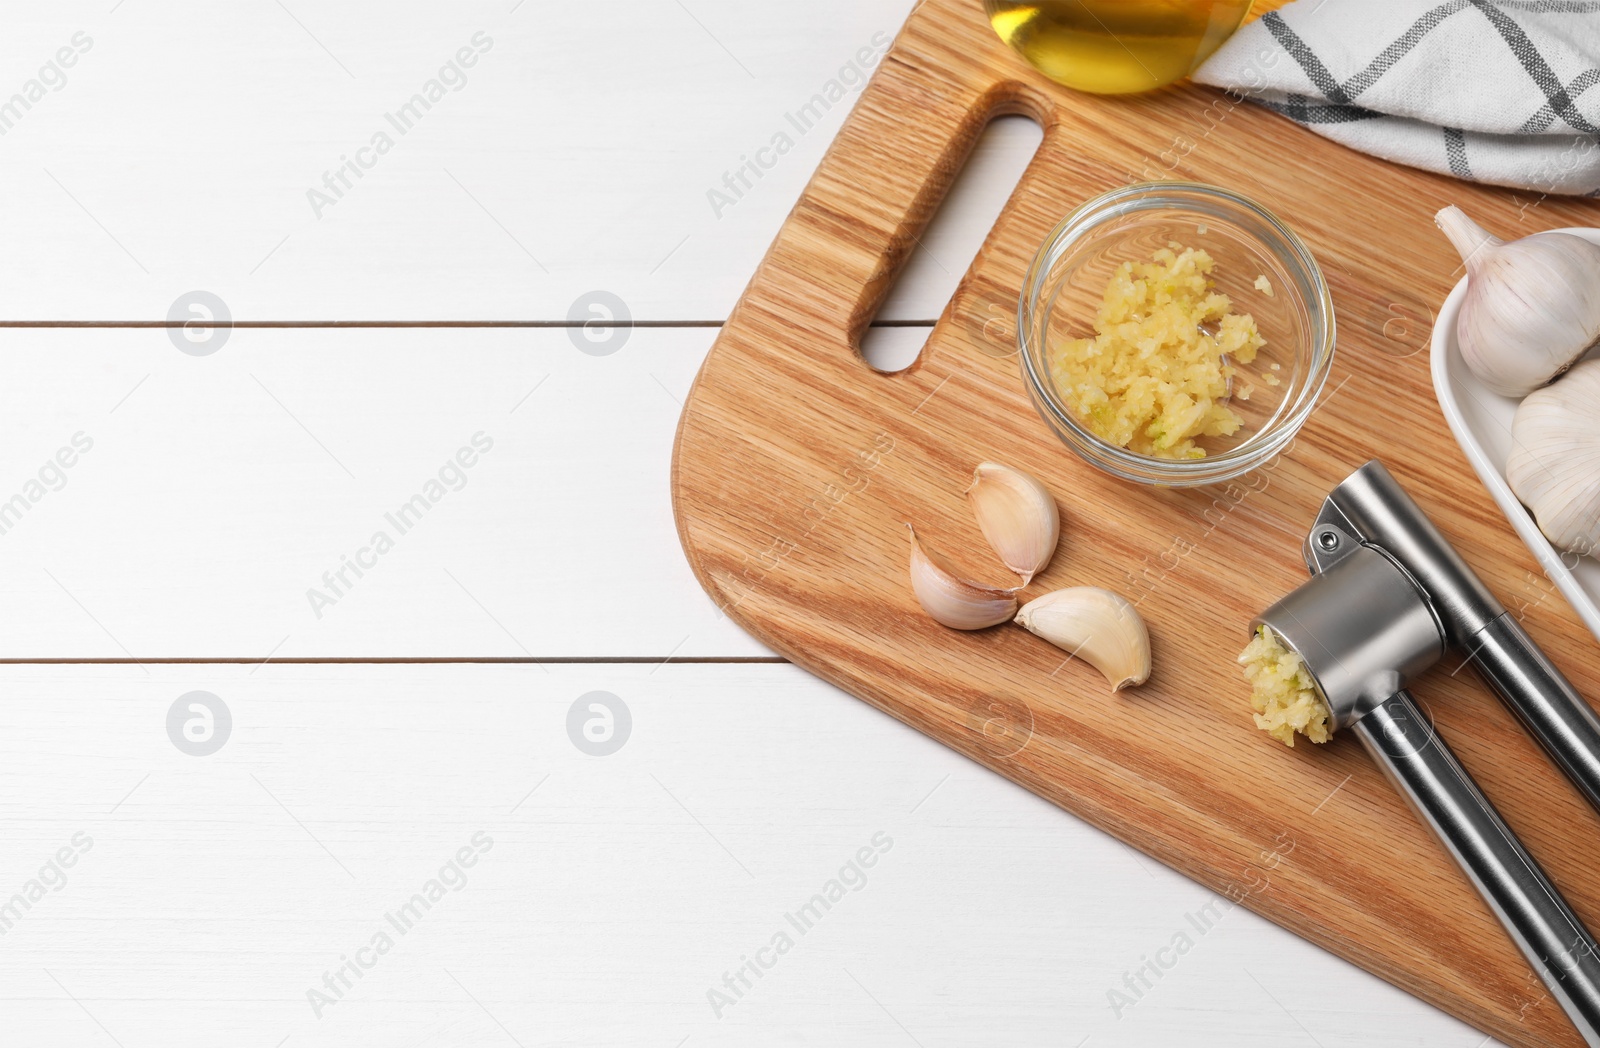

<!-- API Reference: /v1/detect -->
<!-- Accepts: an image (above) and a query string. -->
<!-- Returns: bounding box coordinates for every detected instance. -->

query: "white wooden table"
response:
[0,3,1499,1045]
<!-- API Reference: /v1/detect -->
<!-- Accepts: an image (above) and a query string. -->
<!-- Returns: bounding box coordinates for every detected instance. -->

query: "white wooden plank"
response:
[0,662,1496,1047]
[0,0,1054,322]
[0,326,770,658]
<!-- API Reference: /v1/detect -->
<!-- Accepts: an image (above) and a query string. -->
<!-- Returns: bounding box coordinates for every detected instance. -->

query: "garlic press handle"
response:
[1354,690,1600,1046]
[1468,612,1600,816]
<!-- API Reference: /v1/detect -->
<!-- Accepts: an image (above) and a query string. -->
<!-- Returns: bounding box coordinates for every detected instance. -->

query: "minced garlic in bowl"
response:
[1239,625,1332,746]
[1048,245,1264,460]
[1017,183,1336,488]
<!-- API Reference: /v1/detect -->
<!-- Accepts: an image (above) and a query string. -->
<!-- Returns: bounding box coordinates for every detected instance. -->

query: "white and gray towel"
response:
[1193,0,1600,196]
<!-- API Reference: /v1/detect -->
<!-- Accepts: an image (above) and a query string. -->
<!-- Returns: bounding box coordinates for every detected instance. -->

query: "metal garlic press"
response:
[1254,460,1600,1044]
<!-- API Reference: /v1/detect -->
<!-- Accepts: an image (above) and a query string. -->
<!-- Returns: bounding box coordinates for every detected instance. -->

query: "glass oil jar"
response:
[985,0,1253,94]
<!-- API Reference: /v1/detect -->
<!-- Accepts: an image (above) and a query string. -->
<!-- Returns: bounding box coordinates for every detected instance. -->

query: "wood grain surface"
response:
[670,1,1600,1044]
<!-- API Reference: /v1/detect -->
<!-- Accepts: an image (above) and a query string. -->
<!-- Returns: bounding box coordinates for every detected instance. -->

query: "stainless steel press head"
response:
[1248,460,1600,1045]
[1304,461,1600,811]
[1253,538,1444,731]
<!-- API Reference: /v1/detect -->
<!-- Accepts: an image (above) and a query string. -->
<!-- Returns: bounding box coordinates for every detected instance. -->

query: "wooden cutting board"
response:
[670,1,1600,1043]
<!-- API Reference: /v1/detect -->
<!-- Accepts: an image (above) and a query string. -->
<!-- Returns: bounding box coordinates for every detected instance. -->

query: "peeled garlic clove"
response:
[965,461,1060,584]
[1506,358,1600,557]
[1015,587,1151,692]
[907,526,1019,630]
[1436,205,1600,397]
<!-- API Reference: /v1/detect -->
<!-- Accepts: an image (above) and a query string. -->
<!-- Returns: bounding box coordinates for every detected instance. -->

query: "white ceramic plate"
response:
[1430,226,1600,644]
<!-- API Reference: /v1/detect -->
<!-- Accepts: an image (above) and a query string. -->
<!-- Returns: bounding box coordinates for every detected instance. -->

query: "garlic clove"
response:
[1014,587,1151,692]
[965,462,1061,584]
[1436,205,1600,397]
[907,525,1020,630]
[1506,357,1600,557]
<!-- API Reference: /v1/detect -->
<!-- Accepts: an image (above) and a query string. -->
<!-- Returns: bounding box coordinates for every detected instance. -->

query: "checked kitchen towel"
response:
[1194,0,1600,196]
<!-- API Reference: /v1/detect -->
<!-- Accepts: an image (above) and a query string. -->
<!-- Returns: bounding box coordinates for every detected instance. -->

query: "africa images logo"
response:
[306,832,494,1017]
[306,32,493,219]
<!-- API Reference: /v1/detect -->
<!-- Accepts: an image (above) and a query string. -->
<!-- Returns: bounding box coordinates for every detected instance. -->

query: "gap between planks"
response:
[0,657,791,665]
[0,320,939,329]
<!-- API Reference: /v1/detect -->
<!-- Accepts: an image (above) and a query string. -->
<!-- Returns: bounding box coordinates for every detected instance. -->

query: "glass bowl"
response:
[1018,182,1335,487]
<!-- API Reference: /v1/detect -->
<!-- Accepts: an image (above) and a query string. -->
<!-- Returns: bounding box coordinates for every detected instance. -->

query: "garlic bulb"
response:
[965,462,1060,584]
[1435,206,1600,397]
[1506,358,1600,557]
[907,526,1019,629]
[1014,587,1151,691]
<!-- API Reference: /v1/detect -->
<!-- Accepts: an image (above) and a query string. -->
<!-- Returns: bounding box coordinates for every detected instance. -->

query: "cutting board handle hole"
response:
[859,114,1042,374]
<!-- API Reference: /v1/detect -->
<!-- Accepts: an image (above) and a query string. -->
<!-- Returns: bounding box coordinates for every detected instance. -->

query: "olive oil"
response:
[985,0,1253,94]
